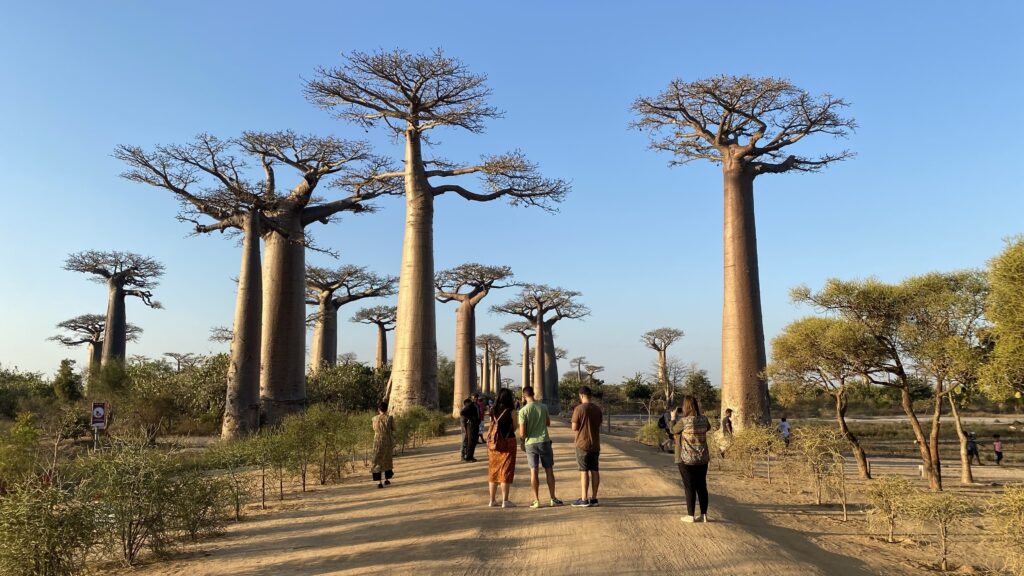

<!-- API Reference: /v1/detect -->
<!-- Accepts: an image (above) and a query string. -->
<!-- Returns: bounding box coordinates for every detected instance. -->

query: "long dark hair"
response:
[681,395,701,418]
[493,388,515,418]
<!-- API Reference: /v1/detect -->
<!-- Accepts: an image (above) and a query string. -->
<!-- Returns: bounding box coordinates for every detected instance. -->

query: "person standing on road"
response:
[371,401,395,489]
[718,408,734,458]
[473,393,486,443]
[672,395,711,523]
[778,417,791,447]
[487,388,519,508]
[571,386,603,507]
[966,433,982,466]
[994,434,1004,465]
[460,398,481,462]
[519,385,564,509]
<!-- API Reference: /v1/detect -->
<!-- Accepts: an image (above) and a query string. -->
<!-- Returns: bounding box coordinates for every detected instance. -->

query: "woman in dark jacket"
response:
[670,395,711,522]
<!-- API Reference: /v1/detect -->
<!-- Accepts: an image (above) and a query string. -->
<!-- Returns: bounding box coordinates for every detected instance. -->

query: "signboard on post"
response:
[91,402,107,430]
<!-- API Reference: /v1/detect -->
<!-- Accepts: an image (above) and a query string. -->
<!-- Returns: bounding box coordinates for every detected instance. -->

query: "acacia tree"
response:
[492,285,588,413]
[117,132,399,430]
[351,305,397,370]
[49,314,141,376]
[306,265,397,373]
[767,316,880,479]
[641,327,685,404]
[64,251,163,368]
[633,76,855,429]
[503,322,534,389]
[435,264,514,416]
[306,49,569,413]
[982,237,1024,400]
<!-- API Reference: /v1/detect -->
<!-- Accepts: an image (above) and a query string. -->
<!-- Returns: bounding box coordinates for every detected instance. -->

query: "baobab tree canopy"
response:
[633,76,855,429]
[50,313,141,374]
[306,48,569,414]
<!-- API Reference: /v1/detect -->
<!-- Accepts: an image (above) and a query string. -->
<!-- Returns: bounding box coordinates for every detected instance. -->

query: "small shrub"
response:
[907,491,971,572]
[730,426,782,482]
[636,422,663,446]
[206,440,253,521]
[866,475,913,543]
[0,484,99,576]
[987,484,1024,575]
[791,426,847,512]
[166,467,231,541]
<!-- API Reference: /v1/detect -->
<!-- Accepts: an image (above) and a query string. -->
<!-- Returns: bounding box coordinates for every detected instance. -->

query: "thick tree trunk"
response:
[947,396,973,484]
[222,213,262,439]
[495,364,502,390]
[101,282,127,367]
[900,386,942,490]
[375,324,388,371]
[719,163,769,429]
[520,335,531,389]
[533,317,546,400]
[482,347,492,395]
[452,301,476,416]
[389,133,438,413]
[835,392,870,479]
[309,299,338,374]
[542,323,559,414]
[87,341,102,377]
[260,217,308,426]
[658,349,669,404]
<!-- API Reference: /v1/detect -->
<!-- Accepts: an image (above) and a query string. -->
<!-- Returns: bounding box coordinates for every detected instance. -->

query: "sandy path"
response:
[137,422,876,576]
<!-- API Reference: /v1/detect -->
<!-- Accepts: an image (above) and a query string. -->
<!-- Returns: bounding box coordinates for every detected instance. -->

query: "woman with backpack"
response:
[486,388,519,508]
[671,395,711,523]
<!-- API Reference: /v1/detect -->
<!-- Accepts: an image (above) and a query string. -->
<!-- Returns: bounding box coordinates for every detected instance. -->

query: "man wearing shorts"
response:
[518,386,564,508]
[571,385,603,507]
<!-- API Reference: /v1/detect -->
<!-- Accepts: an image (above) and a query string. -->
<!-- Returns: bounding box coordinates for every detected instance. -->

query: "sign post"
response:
[91,402,107,450]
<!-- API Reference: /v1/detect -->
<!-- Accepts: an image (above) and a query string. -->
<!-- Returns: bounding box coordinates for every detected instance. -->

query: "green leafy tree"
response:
[982,236,1024,401]
[52,360,83,403]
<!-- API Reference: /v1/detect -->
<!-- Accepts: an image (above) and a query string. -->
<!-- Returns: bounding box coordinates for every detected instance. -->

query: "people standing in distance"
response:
[473,393,486,443]
[461,398,481,462]
[994,434,1004,465]
[518,385,564,508]
[966,432,982,466]
[778,417,791,447]
[487,388,519,508]
[371,401,395,489]
[571,386,603,507]
[719,408,734,458]
[672,395,711,523]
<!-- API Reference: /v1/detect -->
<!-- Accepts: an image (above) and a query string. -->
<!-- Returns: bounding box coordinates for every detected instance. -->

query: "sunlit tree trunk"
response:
[948,396,973,484]
[719,161,769,429]
[929,380,944,487]
[222,212,262,438]
[657,349,669,403]
[520,335,531,389]
[835,392,870,479]
[901,387,942,490]
[390,133,438,413]
[101,282,127,367]
[481,346,492,395]
[375,324,388,371]
[87,341,103,377]
[309,300,338,374]
[533,317,546,401]
[452,301,476,416]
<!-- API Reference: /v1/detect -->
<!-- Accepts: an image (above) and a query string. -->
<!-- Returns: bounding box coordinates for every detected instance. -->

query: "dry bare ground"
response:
[127,422,1015,576]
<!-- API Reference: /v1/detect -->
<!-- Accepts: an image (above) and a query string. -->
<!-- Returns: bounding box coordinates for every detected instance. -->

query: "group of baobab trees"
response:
[50,47,855,438]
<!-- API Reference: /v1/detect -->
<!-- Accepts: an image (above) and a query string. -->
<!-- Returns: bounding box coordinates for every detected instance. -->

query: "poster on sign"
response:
[91,402,107,430]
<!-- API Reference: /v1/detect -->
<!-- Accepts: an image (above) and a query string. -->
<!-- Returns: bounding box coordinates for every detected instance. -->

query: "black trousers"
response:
[462,423,478,460]
[678,462,709,516]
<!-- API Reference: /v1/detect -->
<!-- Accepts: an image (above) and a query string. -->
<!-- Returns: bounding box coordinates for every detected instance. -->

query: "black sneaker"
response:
[571,498,591,508]
[588,498,600,507]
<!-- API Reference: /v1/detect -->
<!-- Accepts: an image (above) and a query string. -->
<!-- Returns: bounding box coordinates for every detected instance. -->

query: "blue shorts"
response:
[526,440,554,469]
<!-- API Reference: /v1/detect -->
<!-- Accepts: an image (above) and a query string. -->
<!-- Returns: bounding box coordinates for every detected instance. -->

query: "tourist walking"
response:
[473,393,486,443]
[671,395,711,523]
[994,434,1004,465]
[460,398,481,462]
[487,388,518,508]
[719,408,734,458]
[966,433,982,466]
[571,385,603,507]
[778,417,791,447]
[518,386,564,508]
[371,401,395,489]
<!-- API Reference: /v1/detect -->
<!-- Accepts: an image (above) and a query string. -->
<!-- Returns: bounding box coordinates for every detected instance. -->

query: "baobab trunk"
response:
[719,162,769,429]
[533,318,546,401]
[222,212,262,438]
[658,349,669,403]
[481,347,492,395]
[835,393,870,479]
[87,341,102,377]
[309,301,338,374]
[495,364,502,390]
[101,282,127,367]
[375,324,388,371]
[260,219,308,425]
[452,302,476,416]
[542,324,559,414]
[520,337,531,389]
[389,134,438,413]
[948,396,973,485]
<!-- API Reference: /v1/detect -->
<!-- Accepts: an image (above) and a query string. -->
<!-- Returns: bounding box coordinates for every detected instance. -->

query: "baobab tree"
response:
[64,251,163,368]
[306,49,569,413]
[633,76,855,428]
[117,132,400,430]
[49,314,141,376]
[306,265,397,373]
[435,263,514,416]
[492,285,589,413]
[570,356,588,384]
[351,305,397,370]
[475,334,507,395]
[641,327,685,404]
[503,321,534,388]
[584,364,604,384]
[163,352,201,372]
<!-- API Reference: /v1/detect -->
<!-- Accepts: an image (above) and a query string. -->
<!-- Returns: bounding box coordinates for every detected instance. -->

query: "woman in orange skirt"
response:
[487,388,518,508]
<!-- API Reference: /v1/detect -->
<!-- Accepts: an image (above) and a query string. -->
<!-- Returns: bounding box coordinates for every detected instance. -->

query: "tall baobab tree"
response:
[585,365,604,384]
[49,314,141,376]
[435,263,515,416]
[641,327,685,404]
[492,285,589,413]
[163,352,201,372]
[64,251,163,368]
[306,49,569,414]
[503,321,534,388]
[116,133,399,432]
[306,265,397,373]
[351,305,397,370]
[633,76,855,429]
[476,334,507,395]
[570,356,588,384]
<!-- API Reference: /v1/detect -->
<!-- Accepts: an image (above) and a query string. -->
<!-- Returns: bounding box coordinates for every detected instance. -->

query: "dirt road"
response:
[137,422,878,576]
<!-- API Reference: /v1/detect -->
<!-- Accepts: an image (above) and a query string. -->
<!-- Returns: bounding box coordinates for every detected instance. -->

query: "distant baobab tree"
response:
[584,364,604,384]
[64,251,163,368]
[633,76,855,428]
[493,285,588,413]
[209,326,234,344]
[475,334,508,395]
[306,48,569,414]
[164,352,201,372]
[117,132,401,429]
[435,263,514,416]
[570,356,588,384]
[641,327,685,404]
[503,321,534,389]
[351,305,397,370]
[49,314,141,376]
[306,265,397,373]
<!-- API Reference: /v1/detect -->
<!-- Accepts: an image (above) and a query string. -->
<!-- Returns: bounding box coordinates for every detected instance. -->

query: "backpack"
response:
[657,414,668,430]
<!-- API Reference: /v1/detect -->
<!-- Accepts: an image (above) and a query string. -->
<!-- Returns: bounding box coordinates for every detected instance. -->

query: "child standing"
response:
[994,434,1004,465]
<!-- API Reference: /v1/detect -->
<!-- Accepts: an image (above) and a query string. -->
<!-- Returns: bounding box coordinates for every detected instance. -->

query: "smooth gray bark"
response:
[222,212,263,439]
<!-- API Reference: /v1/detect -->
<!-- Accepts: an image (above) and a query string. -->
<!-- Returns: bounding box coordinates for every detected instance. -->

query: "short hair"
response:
[463,398,472,406]
[579,385,592,397]
[523,386,535,398]
[725,408,733,414]
[994,433,1001,439]
[377,401,388,413]
[681,395,700,418]
[781,417,787,422]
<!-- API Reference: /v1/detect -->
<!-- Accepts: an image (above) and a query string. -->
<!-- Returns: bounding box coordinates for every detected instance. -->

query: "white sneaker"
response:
[502,500,516,508]
[681,515,696,523]
[488,501,498,508]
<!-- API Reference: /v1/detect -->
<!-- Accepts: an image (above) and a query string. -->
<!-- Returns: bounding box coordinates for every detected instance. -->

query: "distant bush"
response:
[987,484,1024,575]
[394,406,447,453]
[866,475,914,543]
[791,426,849,517]
[729,426,783,482]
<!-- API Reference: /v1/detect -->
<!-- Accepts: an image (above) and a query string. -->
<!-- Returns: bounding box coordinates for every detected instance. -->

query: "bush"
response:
[907,491,971,572]
[636,421,663,447]
[205,440,253,521]
[987,484,1024,575]
[165,466,232,541]
[0,484,99,576]
[791,426,848,512]
[866,475,914,543]
[0,413,42,491]
[393,407,447,453]
[729,425,783,482]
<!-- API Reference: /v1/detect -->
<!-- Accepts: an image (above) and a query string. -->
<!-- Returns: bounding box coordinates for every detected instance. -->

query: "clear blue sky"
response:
[2,1,1022,386]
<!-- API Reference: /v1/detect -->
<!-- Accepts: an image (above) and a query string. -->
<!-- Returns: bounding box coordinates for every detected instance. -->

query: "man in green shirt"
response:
[518,386,563,508]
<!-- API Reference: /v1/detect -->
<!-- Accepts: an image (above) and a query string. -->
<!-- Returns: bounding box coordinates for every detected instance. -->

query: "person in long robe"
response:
[371,401,395,488]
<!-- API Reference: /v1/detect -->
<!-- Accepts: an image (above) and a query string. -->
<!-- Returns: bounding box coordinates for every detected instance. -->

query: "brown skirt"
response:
[488,438,517,483]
